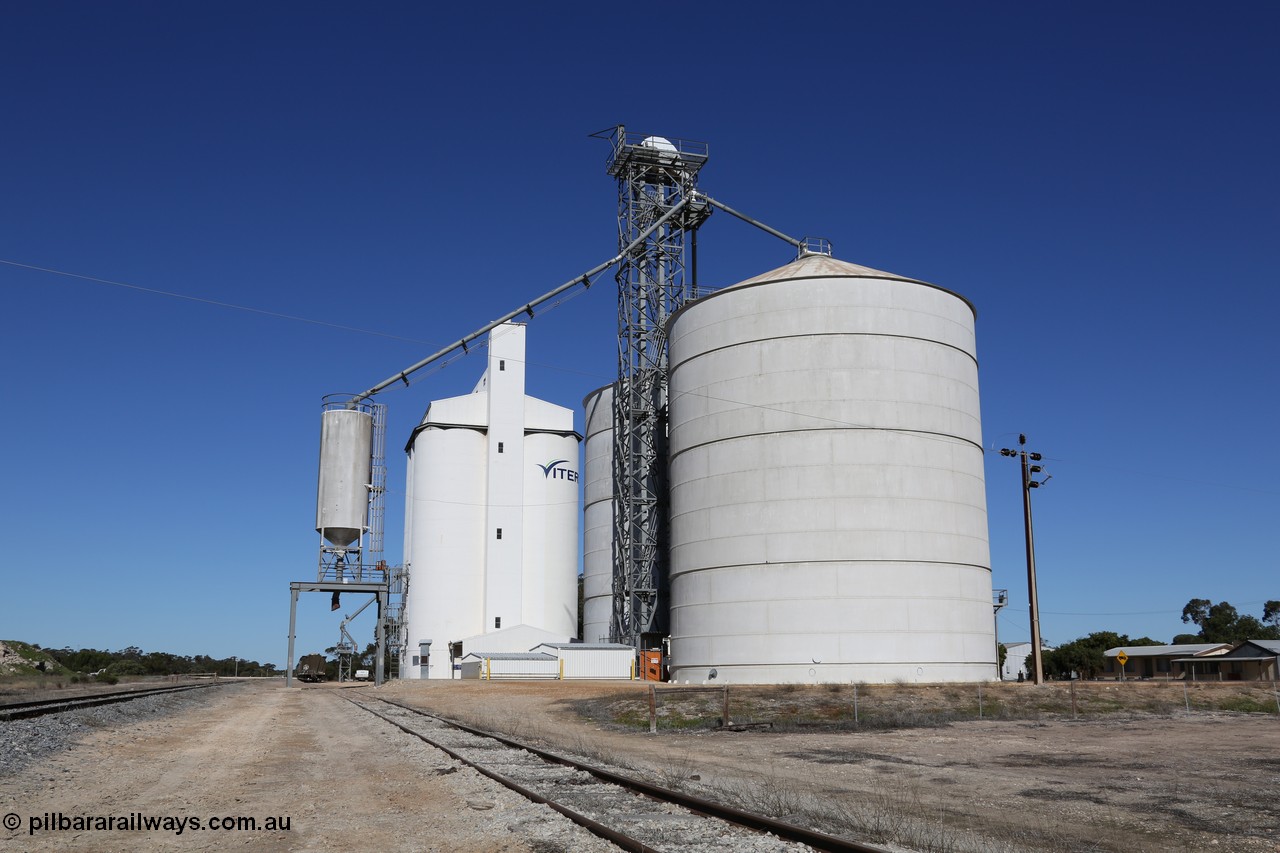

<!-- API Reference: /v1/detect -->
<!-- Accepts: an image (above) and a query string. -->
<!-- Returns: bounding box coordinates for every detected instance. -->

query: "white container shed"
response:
[531,643,636,680]
[459,652,559,680]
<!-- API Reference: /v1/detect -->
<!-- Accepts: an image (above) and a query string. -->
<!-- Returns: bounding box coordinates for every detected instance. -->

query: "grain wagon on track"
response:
[295,654,327,683]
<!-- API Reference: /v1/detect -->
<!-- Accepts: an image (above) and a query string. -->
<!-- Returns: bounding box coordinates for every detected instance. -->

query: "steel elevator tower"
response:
[602,127,709,649]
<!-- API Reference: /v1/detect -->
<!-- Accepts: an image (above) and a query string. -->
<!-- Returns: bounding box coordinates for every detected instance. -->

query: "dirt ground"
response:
[2,678,1279,852]
[0,681,611,853]
[379,679,1280,853]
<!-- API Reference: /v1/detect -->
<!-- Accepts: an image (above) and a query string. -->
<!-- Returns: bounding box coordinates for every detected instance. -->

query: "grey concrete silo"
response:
[665,253,995,683]
[581,384,615,645]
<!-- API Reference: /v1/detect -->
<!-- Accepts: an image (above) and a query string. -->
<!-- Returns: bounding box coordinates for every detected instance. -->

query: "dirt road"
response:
[0,681,613,852]
[3,678,1278,852]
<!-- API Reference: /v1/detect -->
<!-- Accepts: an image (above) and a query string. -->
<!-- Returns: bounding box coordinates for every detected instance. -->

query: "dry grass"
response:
[698,767,1094,853]
[572,680,1280,733]
[379,678,1279,852]
[0,673,151,700]
[0,674,73,698]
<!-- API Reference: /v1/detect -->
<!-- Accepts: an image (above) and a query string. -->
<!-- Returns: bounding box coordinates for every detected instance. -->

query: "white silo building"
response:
[664,252,996,684]
[581,384,615,644]
[401,323,581,678]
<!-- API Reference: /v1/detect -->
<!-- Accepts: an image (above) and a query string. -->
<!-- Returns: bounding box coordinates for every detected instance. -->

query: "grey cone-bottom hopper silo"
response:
[316,399,374,550]
[287,396,387,688]
[664,252,996,684]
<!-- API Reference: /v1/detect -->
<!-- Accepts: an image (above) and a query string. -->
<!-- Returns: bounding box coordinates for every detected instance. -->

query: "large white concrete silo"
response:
[665,252,995,683]
[401,323,581,678]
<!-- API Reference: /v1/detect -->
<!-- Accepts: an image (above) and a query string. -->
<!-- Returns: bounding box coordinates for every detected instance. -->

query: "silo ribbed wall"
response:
[403,426,487,673]
[665,254,995,684]
[522,430,583,638]
[581,385,615,644]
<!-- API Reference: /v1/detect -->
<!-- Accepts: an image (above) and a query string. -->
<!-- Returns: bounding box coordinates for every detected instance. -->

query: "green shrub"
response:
[1217,696,1272,713]
[105,660,147,677]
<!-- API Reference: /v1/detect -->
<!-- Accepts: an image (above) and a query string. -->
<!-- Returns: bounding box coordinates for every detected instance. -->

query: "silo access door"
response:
[640,650,663,681]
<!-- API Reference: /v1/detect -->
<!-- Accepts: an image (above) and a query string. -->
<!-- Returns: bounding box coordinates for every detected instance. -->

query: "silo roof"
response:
[686,253,977,319]
[533,643,634,651]
[1105,644,1229,657]
[729,252,925,288]
[460,652,557,661]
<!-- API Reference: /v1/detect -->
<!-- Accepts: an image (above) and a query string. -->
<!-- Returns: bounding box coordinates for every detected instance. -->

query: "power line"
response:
[1042,457,1278,497]
[1,258,438,345]
[9,259,1275,500]
[2,256,611,388]
[1,260,1025,449]
[985,439,1280,497]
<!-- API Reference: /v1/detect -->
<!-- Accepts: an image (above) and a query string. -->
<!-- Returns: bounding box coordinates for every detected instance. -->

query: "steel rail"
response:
[357,694,890,853]
[349,697,654,853]
[0,682,222,722]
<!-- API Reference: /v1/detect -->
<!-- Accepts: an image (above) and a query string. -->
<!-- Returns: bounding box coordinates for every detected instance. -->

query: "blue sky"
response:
[2,3,1276,666]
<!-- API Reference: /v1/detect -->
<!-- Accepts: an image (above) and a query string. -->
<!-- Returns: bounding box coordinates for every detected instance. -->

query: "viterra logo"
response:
[537,459,579,482]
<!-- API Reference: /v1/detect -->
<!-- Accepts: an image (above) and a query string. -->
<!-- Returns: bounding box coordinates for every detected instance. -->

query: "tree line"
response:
[1174,599,1280,645]
[1028,598,1279,680]
[41,645,278,678]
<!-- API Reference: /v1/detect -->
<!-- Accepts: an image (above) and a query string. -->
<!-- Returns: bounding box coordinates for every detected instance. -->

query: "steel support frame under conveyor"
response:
[606,129,708,650]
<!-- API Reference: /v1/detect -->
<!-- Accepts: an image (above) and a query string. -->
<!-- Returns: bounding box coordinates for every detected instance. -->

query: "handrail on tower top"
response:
[593,125,709,178]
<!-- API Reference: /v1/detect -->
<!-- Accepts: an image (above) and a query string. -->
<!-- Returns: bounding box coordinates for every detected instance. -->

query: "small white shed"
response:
[460,652,559,680]
[530,643,636,680]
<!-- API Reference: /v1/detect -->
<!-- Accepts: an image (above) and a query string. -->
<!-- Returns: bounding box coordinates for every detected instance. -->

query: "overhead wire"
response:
[0,258,438,345]
[1,255,613,386]
[7,256,1273,498]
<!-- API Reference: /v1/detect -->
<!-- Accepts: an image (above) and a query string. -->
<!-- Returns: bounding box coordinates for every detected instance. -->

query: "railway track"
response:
[0,682,222,722]
[349,694,889,853]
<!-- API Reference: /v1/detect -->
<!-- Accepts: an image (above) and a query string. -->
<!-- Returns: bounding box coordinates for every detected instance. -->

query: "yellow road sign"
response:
[1116,651,1129,665]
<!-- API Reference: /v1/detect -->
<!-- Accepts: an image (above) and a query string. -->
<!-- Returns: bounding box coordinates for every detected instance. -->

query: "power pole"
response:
[992,589,1008,680]
[1000,434,1050,685]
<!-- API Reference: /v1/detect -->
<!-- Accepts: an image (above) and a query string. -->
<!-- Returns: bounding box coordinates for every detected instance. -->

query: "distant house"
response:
[1178,640,1280,682]
[1104,644,1231,680]
[1001,641,1055,681]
